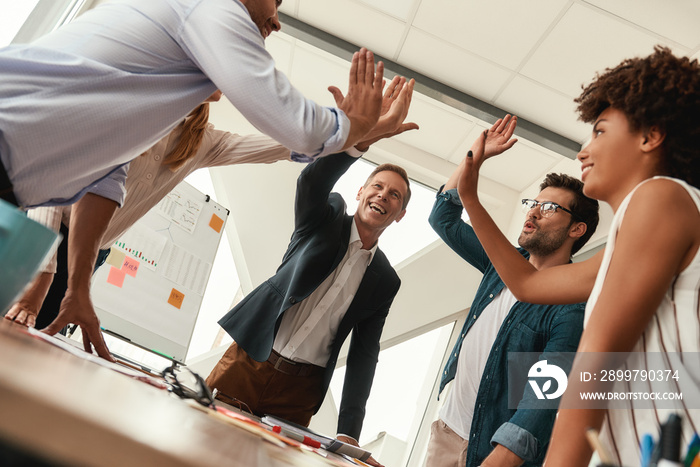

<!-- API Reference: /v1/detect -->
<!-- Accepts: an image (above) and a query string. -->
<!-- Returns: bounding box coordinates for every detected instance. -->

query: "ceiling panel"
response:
[411,0,570,69]
[355,0,422,22]
[399,28,513,102]
[278,0,299,15]
[449,124,561,192]
[286,41,353,107]
[584,0,700,50]
[495,75,590,144]
[393,93,476,159]
[296,0,407,58]
[520,3,679,97]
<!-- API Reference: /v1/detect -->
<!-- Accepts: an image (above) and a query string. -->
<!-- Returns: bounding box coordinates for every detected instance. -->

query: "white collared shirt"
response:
[273,220,377,366]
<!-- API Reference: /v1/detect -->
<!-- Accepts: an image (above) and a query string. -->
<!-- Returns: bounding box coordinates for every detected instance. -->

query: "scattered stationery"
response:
[261,415,373,462]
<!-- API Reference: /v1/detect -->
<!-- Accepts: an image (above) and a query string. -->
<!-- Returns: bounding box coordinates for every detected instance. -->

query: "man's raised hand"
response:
[329,48,384,151]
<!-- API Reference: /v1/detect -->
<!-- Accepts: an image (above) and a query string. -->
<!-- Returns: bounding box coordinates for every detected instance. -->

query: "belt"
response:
[0,154,18,207]
[267,349,323,377]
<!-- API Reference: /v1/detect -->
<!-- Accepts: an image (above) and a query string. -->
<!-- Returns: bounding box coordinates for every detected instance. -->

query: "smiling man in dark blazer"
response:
[206,145,411,455]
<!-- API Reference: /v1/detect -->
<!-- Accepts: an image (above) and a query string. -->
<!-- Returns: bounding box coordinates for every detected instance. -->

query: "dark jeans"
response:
[0,155,18,207]
[35,220,111,331]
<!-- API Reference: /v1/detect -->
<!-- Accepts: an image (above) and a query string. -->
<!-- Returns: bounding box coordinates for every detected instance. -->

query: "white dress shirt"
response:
[0,0,349,208]
[273,220,377,367]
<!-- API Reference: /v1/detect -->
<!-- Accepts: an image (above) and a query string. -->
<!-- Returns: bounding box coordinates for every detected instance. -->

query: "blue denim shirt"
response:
[429,188,584,467]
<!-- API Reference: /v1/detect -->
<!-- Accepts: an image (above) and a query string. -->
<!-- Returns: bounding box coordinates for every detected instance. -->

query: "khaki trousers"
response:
[424,419,469,467]
[205,342,324,427]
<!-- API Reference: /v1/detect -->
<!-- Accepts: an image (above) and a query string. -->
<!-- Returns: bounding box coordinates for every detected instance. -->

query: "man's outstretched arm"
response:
[43,193,118,361]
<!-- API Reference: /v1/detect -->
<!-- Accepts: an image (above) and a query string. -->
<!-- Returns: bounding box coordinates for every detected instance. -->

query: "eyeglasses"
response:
[213,390,254,415]
[521,199,577,219]
[161,365,214,408]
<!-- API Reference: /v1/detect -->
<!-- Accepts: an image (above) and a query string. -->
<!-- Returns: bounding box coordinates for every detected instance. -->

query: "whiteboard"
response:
[91,181,228,363]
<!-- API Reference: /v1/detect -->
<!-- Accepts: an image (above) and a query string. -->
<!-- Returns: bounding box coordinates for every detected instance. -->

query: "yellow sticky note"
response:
[168,288,185,309]
[107,267,126,288]
[106,249,126,268]
[209,213,224,233]
[122,257,140,277]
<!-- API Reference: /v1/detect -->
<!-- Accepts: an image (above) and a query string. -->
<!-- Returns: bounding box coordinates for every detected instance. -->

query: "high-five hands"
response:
[329,48,385,151]
[355,75,418,151]
[478,114,518,159]
[458,114,518,201]
[329,48,418,151]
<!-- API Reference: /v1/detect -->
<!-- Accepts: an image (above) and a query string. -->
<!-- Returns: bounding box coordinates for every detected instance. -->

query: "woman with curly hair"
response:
[455,46,700,466]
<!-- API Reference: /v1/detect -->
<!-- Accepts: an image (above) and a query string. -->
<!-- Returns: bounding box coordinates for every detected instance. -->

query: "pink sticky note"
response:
[122,257,140,277]
[107,266,126,288]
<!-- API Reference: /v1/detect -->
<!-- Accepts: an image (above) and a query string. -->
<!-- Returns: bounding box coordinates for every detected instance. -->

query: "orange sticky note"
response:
[122,257,140,277]
[107,267,126,288]
[209,213,224,233]
[167,288,185,309]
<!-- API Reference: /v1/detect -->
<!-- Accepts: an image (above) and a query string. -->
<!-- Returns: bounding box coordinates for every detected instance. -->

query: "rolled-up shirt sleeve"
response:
[86,163,128,206]
[490,422,539,462]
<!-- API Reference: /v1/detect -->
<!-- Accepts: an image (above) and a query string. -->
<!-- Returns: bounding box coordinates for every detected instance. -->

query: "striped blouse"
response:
[583,177,700,465]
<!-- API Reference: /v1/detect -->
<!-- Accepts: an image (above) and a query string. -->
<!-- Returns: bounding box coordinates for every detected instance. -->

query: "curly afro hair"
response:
[575,46,700,188]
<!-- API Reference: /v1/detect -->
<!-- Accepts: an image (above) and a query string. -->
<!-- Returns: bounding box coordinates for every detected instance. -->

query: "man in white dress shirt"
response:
[207,147,411,467]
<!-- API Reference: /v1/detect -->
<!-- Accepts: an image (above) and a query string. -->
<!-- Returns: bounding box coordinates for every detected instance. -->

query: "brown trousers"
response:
[424,419,470,467]
[205,342,324,427]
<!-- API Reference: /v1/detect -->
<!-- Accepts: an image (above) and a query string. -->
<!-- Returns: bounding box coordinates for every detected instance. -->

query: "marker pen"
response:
[272,425,322,449]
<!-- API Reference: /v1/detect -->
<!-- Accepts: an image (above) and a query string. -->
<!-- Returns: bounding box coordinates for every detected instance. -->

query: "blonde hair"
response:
[164,103,210,171]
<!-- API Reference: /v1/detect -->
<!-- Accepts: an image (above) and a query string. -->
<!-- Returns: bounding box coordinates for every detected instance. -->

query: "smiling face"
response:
[354,170,408,237]
[577,107,648,207]
[518,187,577,258]
[241,0,282,39]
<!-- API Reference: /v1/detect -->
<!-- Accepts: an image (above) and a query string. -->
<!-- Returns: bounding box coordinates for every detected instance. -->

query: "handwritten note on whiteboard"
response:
[156,189,203,234]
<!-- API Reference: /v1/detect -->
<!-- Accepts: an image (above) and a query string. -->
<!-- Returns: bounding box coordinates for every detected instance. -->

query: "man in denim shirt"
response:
[425,116,599,467]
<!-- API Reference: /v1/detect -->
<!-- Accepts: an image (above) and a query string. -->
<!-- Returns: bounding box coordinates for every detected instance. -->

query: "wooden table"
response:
[0,320,352,467]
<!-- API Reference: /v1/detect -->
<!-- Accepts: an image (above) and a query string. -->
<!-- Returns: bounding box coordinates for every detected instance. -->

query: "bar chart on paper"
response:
[113,223,168,270]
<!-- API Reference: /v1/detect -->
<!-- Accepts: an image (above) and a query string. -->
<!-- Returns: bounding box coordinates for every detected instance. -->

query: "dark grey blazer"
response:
[218,152,401,439]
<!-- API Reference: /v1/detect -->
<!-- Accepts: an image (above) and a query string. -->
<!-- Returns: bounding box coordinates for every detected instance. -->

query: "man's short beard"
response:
[518,224,570,257]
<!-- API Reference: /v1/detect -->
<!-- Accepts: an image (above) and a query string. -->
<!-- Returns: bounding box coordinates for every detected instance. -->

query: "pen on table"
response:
[684,433,699,467]
[586,427,615,466]
[272,425,321,449]
[640,433,655,467]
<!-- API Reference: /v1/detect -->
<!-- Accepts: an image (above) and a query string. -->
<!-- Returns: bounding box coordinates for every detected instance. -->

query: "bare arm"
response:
[4,272,54,328]
[482,444,524,467]
[545,179,700,466]
[6,206,66,327]
[42,193,118,361]
[456,122,600,304]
